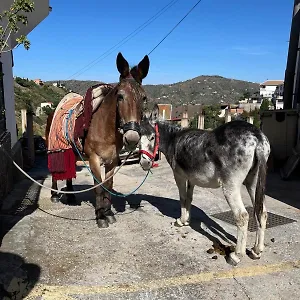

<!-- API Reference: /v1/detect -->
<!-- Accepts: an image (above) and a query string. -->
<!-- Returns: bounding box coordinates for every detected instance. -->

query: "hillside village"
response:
[13,75,285,136]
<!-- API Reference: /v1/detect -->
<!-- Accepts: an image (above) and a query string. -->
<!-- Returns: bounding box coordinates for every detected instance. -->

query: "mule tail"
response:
[254,147,267,226]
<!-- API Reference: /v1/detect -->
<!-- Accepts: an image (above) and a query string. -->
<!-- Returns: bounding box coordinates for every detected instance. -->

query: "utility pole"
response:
[283,0,300,109]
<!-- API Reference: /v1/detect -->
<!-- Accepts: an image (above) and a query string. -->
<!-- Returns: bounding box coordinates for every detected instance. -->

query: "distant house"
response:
[171,104,202,121]
[157,104,172,120]
[33,78,44,86]
[260,80,284,99]
[52,81,65,88]
[41,102,53,109]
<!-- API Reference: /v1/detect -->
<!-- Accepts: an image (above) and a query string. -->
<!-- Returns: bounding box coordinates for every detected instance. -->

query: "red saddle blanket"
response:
[47,83,113,180]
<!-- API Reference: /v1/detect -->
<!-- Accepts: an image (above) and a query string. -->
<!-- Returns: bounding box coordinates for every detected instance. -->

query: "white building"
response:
[0,0,51,199]
[259,80,284,99]
[274,83,284,100]
[40,102,53,109]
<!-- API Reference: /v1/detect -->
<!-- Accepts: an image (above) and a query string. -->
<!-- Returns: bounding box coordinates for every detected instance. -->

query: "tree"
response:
[260,98,270,112]
[0,0,34,53]
[203,105,224,129]
[243,90,251,99]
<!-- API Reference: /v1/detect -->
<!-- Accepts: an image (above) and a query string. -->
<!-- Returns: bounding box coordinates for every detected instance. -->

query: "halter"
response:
[117,75,142,136]
[139,123,160,166]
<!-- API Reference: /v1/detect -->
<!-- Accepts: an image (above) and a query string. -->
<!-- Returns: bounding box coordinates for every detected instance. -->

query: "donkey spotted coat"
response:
[140,105,270,265]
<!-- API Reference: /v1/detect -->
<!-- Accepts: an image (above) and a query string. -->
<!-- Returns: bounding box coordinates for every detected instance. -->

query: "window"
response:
[0,61,6,135]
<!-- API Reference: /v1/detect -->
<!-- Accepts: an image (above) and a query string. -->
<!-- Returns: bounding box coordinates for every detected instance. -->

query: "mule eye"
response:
[150,135,155,141]
[117,94,124,101]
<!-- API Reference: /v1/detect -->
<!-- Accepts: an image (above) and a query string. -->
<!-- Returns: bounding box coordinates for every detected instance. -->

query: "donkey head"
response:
[139,104,160,171]
[115,52,150,151]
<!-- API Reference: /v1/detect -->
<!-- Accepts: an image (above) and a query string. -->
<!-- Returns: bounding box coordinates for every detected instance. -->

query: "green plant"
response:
[0,0,34,53]
[203,105,224,129]
[260,98,270,112]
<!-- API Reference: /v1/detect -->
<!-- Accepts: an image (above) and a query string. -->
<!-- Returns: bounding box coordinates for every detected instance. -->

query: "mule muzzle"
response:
[123,121,141,151]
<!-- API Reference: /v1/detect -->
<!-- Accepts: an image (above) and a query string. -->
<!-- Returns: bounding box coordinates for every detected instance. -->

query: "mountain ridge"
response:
[46,75,259,106]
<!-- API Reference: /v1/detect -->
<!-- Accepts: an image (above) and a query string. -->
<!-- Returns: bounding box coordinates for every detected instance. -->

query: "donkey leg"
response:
[173,172,188,227]
[66,179,76,204]
[223,183,249,266]
[103,163,117,224]
[245,172,267,259]
[51,179,60,203]
[184,180,195,226]
[89,155,109,228]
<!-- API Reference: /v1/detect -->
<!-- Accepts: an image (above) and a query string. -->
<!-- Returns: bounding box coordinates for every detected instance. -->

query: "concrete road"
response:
[0,155,299,300]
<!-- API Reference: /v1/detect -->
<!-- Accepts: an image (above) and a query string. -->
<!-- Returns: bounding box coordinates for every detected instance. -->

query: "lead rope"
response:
[66,109,150,198]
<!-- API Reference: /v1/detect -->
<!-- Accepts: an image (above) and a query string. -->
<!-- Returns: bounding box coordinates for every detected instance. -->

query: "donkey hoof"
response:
[249,248,262,260]
[226,252,240,266]
[106,215,117,224]
[51,195,60,203]
[97,219,109,228]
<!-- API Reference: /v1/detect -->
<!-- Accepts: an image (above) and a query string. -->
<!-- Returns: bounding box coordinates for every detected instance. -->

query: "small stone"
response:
[212,255,218,260]
[271,238,275,243]
[207,248,214,254]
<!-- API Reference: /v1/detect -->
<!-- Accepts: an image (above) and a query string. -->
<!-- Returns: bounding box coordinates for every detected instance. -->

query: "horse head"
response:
[115,52,150,151]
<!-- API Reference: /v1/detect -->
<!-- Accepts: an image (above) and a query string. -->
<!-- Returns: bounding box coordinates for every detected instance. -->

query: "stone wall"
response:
[0,132,13,204]
[0,131,24,207]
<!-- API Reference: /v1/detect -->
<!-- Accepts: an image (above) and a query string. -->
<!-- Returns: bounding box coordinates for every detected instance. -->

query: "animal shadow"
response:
[128,193,237,259]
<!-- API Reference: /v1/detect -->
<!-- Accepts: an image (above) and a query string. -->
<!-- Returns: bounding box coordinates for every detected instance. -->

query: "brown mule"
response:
[47,52,150,228]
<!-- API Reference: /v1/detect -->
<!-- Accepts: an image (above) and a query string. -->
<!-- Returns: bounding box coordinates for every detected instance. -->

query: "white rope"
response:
[0,145,132,194]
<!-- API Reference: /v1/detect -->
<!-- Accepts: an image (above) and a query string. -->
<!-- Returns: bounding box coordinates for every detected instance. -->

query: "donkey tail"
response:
[254,147,267,225]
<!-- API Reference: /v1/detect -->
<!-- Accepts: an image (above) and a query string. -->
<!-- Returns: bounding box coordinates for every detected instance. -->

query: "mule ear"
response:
[138,55,150,80]
[149,104,159,124]
[116,52,130,78]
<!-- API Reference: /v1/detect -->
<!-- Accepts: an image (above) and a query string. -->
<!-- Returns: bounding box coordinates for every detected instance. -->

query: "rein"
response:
[139,123,160,165]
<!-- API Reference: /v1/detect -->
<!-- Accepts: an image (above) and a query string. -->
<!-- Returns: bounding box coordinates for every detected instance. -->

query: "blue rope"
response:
[65,109,150,198]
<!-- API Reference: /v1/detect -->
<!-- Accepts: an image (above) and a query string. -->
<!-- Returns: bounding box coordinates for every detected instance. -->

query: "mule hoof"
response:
[97,219,109,228]
[226,252,240,266]
[249,248,262,260]
[106,215,117,224]
[51,195,60,203]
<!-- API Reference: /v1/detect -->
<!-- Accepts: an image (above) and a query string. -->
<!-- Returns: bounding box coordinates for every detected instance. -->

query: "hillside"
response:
[14,75,259,137]
[14,78,67,137]
[47,75,260,105]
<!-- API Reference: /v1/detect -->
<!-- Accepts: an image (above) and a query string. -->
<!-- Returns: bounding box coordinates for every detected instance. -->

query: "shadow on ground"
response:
[0,252,41,300]
[123,193,237,257]
[266,172,300,210]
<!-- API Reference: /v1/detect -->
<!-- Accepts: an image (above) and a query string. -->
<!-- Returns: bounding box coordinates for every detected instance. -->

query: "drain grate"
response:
[211,207,297,232]
[15,178,44,214]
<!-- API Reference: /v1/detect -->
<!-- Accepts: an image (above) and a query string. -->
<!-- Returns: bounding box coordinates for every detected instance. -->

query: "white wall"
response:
[260,85,277,98]
[0,48,17,146]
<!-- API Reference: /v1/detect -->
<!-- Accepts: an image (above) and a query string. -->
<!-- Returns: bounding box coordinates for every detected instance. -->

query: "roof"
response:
[260,80,284,86]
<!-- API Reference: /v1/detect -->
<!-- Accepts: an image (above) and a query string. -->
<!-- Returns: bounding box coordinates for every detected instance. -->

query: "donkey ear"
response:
[137,55,150,81]
[116,52,130,78]
[149,104,159,124]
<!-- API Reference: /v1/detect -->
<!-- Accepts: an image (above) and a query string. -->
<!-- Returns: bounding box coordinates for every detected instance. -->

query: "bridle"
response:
[116,76,142,136]
[139,123,160,166]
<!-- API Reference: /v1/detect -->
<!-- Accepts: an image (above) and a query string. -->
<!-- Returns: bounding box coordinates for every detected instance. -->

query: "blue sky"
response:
[13,0,293,84]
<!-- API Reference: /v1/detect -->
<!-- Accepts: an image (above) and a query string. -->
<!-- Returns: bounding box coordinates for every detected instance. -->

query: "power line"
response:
[66,0,180,80]
[148,0,203,55]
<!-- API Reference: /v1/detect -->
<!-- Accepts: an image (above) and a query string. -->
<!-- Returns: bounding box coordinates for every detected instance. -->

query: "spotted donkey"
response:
[139,105,270,266]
